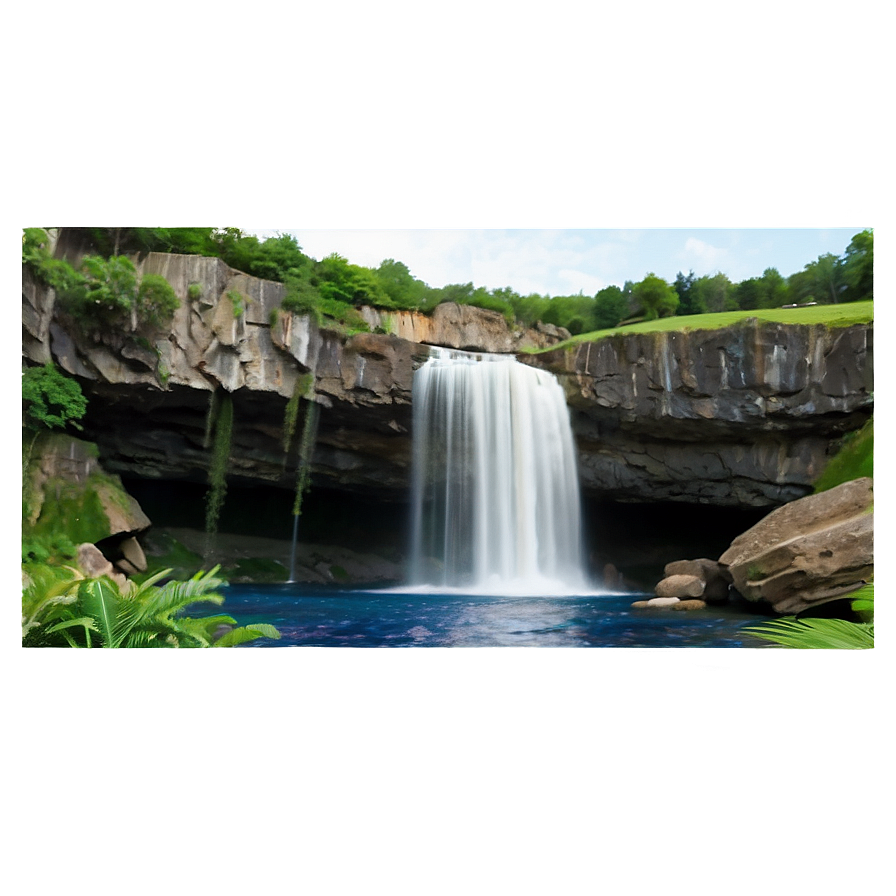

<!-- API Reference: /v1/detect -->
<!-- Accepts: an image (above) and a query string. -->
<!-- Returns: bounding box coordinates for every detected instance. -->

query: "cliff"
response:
[22,253,873,508]
[525,321,873,504]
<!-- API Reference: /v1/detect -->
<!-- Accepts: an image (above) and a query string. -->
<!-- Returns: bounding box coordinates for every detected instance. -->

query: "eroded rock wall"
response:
[524,321,872,505]
[22,254,872,508]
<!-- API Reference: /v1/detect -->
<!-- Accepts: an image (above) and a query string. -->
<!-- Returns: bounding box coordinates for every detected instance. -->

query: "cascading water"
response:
[409,347,588,594]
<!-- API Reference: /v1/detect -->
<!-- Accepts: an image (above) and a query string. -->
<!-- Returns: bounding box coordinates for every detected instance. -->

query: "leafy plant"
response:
[227,289,249,318]
[744,617,873,649]
[22,563,280,648]
[136,273,179,328]
[814,417,873,492]
[187,282,203,300]
[22,364,87,432]
[744,582,873,649]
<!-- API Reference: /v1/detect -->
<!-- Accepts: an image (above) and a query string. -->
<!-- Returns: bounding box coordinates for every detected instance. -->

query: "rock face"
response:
[24,432,151,543]
[526,321,872,505]
[22,249,872,509]
[719,477,874,614]
[655,574,705,598]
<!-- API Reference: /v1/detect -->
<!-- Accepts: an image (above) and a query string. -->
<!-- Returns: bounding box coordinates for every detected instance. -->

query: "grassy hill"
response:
[526,301,873,353]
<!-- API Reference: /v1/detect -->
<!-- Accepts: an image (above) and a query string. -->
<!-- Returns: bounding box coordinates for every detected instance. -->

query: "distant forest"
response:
[30,227,873,337]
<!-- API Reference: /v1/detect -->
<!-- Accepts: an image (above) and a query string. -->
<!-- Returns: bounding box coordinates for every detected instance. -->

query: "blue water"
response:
[208,584,768,647]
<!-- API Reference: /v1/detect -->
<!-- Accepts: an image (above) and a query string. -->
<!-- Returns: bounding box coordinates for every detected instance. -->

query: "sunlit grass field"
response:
[527,300,873,353]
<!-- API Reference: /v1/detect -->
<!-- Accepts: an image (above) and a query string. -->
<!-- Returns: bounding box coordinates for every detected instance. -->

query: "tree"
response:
[632,273,679,320]
[593,285,628,329]
[673,270,704,316]
[375,259,430,310]
[692,272,733,313]
[759,267,790,308]
[841,229,873,302]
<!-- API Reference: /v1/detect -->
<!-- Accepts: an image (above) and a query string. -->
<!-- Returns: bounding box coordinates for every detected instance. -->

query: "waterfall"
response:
[409,347,588,594]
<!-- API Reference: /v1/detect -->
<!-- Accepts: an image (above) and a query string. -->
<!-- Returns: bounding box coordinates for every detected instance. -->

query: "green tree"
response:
[593,285,628,329]
[374,259,430,310]
[759,267,790,308]
[673,270,704,316]
[692,272,733,313]
[632,273,679,320]
[841,229,873,302]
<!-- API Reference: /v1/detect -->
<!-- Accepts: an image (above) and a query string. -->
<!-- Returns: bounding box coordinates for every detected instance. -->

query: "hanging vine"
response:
[282,373,313,456]
[204,390,234,540]
[292,398,320,518]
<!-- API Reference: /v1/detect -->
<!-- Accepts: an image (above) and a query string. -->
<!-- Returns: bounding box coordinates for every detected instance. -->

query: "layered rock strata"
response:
[525,321,872,505]
[23,254,872,507]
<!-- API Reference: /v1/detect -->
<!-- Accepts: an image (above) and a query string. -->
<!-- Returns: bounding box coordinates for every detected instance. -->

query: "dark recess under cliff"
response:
[123,473,766,589]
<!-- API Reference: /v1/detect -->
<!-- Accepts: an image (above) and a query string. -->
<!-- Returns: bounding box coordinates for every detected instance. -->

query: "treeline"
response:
[38,227,873,336]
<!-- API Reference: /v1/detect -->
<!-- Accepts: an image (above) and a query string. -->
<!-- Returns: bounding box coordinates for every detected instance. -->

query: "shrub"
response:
[137,273,180,328]
[22,364,87,432]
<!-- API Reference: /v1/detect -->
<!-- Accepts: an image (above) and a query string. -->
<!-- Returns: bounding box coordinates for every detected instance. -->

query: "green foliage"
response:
[187,282,203,300]
[137,273,179,327]
[374,259,430,310]
[841,229,873,303]
[204,391,234,537]
[293,400,320,517]
[50,253,177,333]
[633,273,680,320]
[814,417,873,492]
[22,364,87,431]
[593,286,629,329]
[226,289,249,318]
[22,228,52,263]
[22,531,77,566]
[283,373,314,454]
[744,616,873,649]
[22,564,280,648]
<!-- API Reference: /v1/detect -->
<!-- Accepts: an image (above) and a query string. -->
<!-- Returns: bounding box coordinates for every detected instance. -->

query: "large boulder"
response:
[719,477,873,614]
[25,432,151,544]
[655,574,705,598]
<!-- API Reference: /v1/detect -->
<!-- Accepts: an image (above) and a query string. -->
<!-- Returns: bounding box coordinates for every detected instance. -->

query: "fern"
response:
[212,624,281,648]
[745,617,874,649]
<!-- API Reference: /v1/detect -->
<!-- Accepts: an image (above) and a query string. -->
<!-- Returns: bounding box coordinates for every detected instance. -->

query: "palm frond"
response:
[79,578,122,647]
[745,617,874,649]
[212,624,281,648]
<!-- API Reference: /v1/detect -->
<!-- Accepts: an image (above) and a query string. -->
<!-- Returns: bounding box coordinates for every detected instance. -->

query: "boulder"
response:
[77,543,114,578]
[670,599,707,611]
[655,574,705,599]
[663,558,731,603]
[719,477,874,614]
[120,536,147,572]
[603,562,622,590]
[646,597,681,608]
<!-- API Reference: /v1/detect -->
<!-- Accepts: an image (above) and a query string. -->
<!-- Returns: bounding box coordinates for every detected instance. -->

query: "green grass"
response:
[525,300,873,353]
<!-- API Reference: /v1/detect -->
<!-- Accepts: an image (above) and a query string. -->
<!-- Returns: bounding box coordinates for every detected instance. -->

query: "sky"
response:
[248,228,864,297]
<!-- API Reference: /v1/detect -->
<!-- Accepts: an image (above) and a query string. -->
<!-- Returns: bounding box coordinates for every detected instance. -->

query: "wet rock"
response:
[119,536,148,572]
[77,543,114,578]
[719,477,874,614]
[655,575,705,598]
[646,597,681,608]
[664,558,731,603]
[670,599,707,611]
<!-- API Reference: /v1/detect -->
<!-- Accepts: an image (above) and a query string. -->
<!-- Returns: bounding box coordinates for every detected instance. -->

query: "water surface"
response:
[213,584,767,648]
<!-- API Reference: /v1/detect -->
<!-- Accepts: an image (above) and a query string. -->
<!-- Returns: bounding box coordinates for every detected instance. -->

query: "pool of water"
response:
[207,584,769,648]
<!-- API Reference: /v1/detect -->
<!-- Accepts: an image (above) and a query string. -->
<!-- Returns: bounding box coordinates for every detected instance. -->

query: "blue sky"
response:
[250,229,863,298]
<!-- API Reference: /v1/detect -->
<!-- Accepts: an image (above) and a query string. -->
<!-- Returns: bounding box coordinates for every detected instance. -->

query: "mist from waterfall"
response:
[409,347,588,595]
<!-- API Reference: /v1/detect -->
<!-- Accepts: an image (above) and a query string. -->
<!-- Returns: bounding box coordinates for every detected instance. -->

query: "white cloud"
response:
[682,237,730,272]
